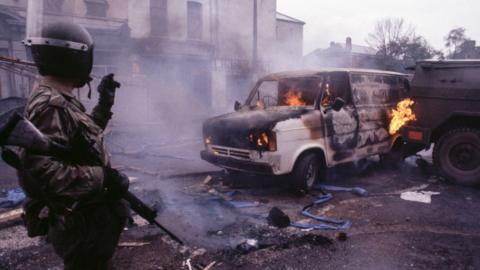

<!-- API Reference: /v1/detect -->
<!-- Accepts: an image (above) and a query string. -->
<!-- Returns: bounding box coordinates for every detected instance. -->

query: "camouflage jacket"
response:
[17,77,112,211]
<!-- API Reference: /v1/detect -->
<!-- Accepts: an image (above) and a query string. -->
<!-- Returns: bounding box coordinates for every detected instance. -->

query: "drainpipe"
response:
[252,0,258,73]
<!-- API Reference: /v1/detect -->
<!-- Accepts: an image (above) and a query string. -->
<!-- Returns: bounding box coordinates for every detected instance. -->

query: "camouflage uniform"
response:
[17,76,128,270]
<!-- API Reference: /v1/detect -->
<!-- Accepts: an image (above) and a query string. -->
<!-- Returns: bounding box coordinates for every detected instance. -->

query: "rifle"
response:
[0,112,183,245]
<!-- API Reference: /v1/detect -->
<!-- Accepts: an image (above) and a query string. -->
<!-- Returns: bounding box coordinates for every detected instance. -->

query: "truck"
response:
[402,60,480,186]
[201,69,410,192]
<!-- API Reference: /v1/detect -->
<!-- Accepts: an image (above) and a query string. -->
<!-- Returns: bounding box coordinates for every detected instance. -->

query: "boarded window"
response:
[351,74,405,105]
[151,0,168,37]
[85,0,108,17]
[187,1,203,40]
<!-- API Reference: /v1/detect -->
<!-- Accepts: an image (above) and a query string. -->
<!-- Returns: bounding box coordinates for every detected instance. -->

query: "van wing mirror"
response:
[332,97,345,112]
[234,101,241,111]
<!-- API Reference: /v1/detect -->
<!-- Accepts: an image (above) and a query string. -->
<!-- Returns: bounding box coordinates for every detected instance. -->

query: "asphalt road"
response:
[0,128,479,270]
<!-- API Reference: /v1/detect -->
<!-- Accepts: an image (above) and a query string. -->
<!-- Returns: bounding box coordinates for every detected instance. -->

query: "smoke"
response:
[19,0,333,246]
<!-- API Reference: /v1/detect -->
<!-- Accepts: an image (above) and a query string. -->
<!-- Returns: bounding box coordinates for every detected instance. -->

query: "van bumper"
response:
[201,150,274,174]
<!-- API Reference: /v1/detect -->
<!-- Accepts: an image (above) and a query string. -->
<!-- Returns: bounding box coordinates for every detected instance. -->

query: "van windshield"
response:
[248,78,321,108]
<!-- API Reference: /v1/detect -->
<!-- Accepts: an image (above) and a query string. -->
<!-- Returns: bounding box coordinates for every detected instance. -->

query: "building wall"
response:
[0,0,29,98]
[211,0,278,109]
[128,0,211,43]
[213,0,276,65]
[275,19,303,71]
[0,0,28,8]
[128,0,150,38]
[256,0,276,67]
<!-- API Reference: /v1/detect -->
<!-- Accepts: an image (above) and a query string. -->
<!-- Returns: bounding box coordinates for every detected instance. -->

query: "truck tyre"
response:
[291,153,324,194]
[433,128,480,186]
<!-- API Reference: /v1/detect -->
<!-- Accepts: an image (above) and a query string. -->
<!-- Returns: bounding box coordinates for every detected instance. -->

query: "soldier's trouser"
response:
[48,203,127,270]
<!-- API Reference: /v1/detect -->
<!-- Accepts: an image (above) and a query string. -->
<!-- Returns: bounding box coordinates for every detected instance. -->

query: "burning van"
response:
[201,69,410,191]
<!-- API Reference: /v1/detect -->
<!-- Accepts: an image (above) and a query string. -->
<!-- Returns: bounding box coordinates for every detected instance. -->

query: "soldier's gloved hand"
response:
[103,167,129,199]
[97,74,121,108]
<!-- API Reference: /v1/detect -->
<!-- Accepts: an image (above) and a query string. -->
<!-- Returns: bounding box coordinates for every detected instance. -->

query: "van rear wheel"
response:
[291,153,324,194]
[433,128,480,186]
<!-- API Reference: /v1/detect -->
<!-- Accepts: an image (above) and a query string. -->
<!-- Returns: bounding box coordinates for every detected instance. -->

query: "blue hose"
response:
[290,193,351,230]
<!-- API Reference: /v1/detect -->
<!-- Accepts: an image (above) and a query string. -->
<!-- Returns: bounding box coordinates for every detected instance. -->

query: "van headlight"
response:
[249,131,277,152]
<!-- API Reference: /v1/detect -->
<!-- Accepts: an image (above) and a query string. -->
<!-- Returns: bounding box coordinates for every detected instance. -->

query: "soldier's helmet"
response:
[24,22,94,87]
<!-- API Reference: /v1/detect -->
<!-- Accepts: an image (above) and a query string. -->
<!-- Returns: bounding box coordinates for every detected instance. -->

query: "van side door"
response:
[350,73,393,155]
[320,72,360,164]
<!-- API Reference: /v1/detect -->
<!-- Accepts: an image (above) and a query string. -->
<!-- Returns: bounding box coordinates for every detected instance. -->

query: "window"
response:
[249,78,320,108]
[252,81,279,107]
[151,0,168,37]
[85,0,108,17]
[321,73,350,107]
[45,0,64,13]
[187,1,203,40]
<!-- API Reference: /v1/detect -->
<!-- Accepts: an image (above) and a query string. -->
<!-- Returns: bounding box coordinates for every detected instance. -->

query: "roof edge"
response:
[276,12,305,25]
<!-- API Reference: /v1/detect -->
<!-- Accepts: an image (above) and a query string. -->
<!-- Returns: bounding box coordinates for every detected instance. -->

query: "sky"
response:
[277,0,480,55]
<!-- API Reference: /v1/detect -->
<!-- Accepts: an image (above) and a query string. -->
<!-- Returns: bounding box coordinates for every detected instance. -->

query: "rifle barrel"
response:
[153,220,184,245]
[124,191,183,245]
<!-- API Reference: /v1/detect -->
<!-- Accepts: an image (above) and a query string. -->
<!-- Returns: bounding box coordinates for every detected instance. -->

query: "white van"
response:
[201,69,410,191]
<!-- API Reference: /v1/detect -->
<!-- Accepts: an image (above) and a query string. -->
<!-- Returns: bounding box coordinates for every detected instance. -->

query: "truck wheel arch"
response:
[432,114,480,142]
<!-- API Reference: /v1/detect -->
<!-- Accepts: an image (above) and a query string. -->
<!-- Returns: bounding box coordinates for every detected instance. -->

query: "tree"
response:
[445,28,468,58]
[366,18,413,70]
[404,36,443,62]
[444,28,478,59]
[367,18,440,71]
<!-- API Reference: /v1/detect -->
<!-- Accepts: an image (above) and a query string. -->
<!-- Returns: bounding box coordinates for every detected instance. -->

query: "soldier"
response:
[18,22,130,269]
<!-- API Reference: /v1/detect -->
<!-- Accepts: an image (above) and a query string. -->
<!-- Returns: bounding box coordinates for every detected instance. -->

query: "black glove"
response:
[97,74,121,108]
[103,167,129,199]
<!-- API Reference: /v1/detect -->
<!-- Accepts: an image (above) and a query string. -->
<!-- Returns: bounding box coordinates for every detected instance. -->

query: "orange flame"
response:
[389,98,416,135]
[284,90,306,106]
[257,132,269,146]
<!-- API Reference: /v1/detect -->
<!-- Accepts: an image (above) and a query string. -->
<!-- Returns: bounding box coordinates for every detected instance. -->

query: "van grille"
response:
[211,146,251,160]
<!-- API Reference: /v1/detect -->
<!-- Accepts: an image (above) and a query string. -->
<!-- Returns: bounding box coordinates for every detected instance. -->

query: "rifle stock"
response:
[0,112,183,244]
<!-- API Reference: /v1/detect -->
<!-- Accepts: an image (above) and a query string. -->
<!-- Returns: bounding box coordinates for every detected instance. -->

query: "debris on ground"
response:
[226,201,259,208]
[183,258,193,270]
[0,188,26,208]
[203,261,216,270]
[317,185,368,197]
[0,208,23,230]
[267,207,291,228]
[208,188,260,208]
[118,241,151,247]
[191,248,207,257]
[203,175,213,185]
[336,232,348,241]
[391,184,430,195]
[291,194,351,231]
[400,191,440,204]
[0,208,22,222]
[236,239,260,254]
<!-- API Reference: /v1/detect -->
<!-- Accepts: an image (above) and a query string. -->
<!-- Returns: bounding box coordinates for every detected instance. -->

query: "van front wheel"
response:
[291,153,324,193]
